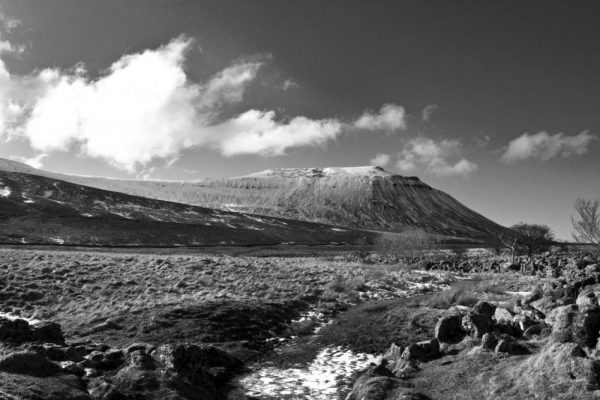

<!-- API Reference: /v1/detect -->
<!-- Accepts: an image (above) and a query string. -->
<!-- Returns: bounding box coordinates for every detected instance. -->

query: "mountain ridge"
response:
[0,158,510,241]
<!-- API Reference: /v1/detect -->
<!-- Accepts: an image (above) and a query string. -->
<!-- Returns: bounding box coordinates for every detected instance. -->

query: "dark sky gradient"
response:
[1,0,599,239]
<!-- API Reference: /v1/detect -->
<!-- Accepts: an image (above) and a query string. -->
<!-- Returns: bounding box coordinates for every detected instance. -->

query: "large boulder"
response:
[111,343,241,400]
[494,307,514,324]
[434,314,465,344]
[0,351,61,377]
[577,286,600,312]
[549,305,579,343]
[572,310,600,348]
[462,312,494,338]
[0,317,64,345]
[473,301,496,318]
[402,339,440,362]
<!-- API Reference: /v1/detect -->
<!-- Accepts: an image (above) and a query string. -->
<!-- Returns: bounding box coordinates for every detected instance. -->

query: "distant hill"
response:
[0,160,510,241]
[0,168,372,247]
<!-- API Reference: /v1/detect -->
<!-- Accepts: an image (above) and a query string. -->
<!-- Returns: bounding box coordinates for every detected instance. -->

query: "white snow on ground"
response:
[323,166,392,176]
[506,291,532,297]
[49,237,65,244]
[330,227,346,232]
[111,211,133,220]
[239,346,381,400]
[0,312,42,326]
[0,186,11,197]
[81,213,93,217]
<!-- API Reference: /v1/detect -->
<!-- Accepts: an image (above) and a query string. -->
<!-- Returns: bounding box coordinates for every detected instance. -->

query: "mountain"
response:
[0,168,372,247]
[0,160,509,241]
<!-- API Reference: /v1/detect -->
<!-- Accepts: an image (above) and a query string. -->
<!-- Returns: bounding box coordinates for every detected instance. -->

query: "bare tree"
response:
[375,230,440,263]
[499,233,518,264]
[510,222,555,256]
[572,198,600,246]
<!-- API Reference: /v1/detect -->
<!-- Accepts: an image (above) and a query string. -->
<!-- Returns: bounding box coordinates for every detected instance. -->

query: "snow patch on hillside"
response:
[0,187,11,197]
[245,166,393,179]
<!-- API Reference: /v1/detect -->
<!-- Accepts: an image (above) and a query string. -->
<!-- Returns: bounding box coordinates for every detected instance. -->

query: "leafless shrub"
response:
[375,230,441,263]
[572,198,600,247]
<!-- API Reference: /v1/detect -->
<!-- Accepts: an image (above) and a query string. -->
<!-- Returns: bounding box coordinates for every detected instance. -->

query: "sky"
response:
[0,0,598,239]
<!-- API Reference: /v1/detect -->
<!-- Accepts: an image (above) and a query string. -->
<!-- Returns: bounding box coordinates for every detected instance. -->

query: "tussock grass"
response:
[426,279,507,309]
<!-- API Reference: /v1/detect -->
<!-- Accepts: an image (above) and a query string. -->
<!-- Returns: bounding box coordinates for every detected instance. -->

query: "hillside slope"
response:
[0,160,509,240]
[0,169,372,247]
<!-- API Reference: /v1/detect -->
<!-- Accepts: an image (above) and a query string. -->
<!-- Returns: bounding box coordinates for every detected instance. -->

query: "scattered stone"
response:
[472,301,496,318]
[493,307,514,324]
[434,314,465,344]
[402,339,440,362]
[462,312,494,338]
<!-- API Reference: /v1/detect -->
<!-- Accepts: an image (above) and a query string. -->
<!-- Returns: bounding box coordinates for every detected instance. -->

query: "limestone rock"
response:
[434,314,465,344]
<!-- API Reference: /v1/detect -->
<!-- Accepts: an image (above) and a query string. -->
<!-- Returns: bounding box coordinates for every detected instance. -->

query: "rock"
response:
[33,321,65,344]
[473,301,496,318]
[550,305,578,343]
[572,310,600,348]
[577,287,600,312]
[402,339,440,362]
[0,317,64,345]
[60,360,85,377]
[346,363,408,400]
[523,323,548,339]
[523,287,543,304]
[462,312,494,337]
[513,314,536,333]
[0,351,61,376]
[481,333,498,350]
[494,307,514,324]
[110,343,241,400]
[383,343,403,361]
[125,342,152,354]
[493,322,521,337]
[434,314,465,344]
[585,264,600,274]
[0,372,91,400]
[530,296,558,316]
[494,335,530,355]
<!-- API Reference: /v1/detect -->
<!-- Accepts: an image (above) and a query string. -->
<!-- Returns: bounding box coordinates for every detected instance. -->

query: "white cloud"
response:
[370,153,391,167]
[213,110,341,156]
[0,11,23,55]
[282,78,300,90]
[9,153,46,169]
[199,61,263,109]
[0,26,408,171]
[501,131,596,163]
[396,137,477,177]
[421,104,438,122]
[355,103,406,132]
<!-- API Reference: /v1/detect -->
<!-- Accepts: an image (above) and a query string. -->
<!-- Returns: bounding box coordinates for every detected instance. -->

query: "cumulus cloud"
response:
[0,11,23,55]
[212,110,341,156]
[282,78,300,90]
[355,104,406,132]
[396,137,477,177]
[370,153,391,167]
[501,131,596,163]
[0,26,408,171]
[421,104,438,122]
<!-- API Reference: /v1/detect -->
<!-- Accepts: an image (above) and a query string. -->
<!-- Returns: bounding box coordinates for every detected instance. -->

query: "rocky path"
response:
[229,271,451,400]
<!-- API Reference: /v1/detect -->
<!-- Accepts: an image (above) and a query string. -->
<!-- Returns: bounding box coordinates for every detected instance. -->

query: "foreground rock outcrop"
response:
[347,251,600,400]
[0,317,242,400]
